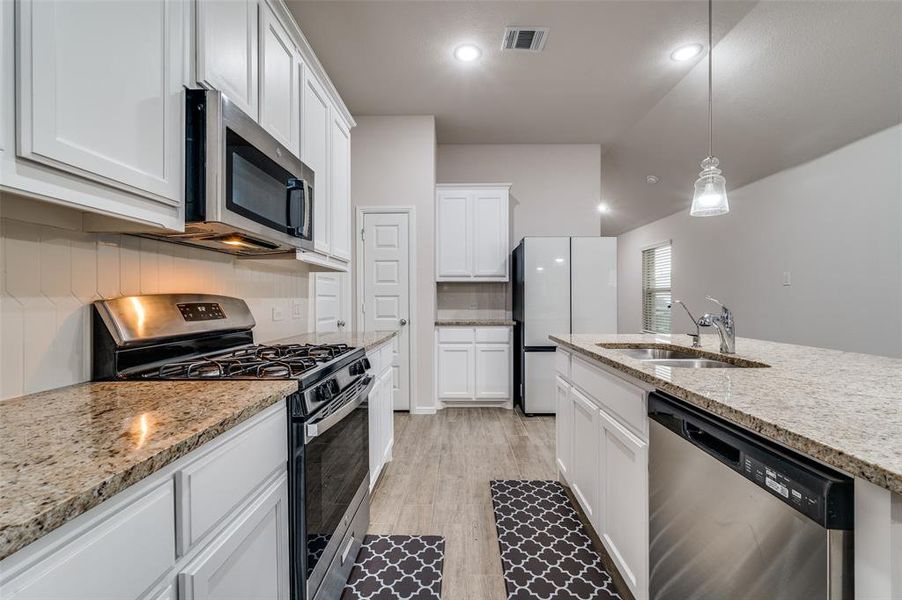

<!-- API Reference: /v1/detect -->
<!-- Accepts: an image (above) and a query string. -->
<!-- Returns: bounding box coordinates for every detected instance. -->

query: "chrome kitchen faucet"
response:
[697,296,735,354]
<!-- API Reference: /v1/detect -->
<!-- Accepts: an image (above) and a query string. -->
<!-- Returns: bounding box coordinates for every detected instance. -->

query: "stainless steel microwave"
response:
[153,89,314,256]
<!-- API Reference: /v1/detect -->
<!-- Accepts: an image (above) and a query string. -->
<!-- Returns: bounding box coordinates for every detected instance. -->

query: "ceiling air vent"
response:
[501,27,548,52]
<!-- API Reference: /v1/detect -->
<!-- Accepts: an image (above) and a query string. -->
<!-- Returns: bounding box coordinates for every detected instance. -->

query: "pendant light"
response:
[690,0,730,217]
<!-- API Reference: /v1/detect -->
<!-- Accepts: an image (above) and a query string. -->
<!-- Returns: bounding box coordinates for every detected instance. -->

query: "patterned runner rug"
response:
[341,534,445,600]
[490,480,622,600]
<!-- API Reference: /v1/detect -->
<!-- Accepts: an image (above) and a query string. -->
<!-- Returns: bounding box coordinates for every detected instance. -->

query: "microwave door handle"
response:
[286,178,303,235]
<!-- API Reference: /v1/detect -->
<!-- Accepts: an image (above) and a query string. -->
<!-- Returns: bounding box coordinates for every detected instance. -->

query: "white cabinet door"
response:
[368,371,382,488]
[258,1,298,155]
[378,366,393,461]
[436,343,474,400]
[474,343,510,400]
[436,190,470,278]
[1,482,176,599]
[196,0,258,119]
[570,387,598,522]
[330,113,351,261]
[472,189,508,278]
[17,0,185,205]
[303,73,331,254]
[179,474,289,600]
[597,408,648,599]
[555,376,573,481]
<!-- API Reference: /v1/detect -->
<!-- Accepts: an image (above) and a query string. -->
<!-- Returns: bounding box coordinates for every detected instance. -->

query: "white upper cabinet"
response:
[330,113,351,261]
[303,72,331,255]
[258,1,299,155]
[435,184,510,282]
[13,0,185,223]
[196,0,259,119]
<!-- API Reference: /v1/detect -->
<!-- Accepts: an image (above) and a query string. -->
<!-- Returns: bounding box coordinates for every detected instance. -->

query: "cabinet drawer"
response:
[176,404,287,555]
[475,327,510,343]
[555,349,571,378]
[437,327,475,343]
[1,481,175,599]
[571,356,647,440]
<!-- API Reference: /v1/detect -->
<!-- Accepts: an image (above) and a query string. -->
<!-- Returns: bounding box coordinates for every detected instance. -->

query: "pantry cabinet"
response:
[435,184,511,282]
[5,0,186,230]
[435,326,512,404]
[258,1,299,155]
[196,0,259,119]
[554,347,651,600]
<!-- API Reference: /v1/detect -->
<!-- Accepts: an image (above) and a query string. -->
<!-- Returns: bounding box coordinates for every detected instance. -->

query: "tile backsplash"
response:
[0,194,312,400]
[435,281,510,320]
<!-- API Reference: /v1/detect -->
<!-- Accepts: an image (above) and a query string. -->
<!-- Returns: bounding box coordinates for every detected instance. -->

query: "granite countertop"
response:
[0,379,297,560]
[435,319,516,327]
[550,333,902,494]
[268,330,397,350]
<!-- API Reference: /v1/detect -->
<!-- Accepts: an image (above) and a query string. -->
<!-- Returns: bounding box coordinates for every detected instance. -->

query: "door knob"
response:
[337,320,346,328]
[400,318,408,326]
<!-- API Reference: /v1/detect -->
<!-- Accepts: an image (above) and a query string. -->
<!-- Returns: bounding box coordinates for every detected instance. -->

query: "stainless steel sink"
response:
[642,358,740,369]
[617,348,701,361]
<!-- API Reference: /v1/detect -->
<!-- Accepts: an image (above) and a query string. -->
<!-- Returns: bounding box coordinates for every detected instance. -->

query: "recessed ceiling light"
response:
[454,44,481,62]
[646,175,660,184]
[670,43,703,62]
[597,203,610,214]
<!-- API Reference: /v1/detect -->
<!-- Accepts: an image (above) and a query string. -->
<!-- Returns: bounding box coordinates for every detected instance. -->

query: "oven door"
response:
[291,376,372,599]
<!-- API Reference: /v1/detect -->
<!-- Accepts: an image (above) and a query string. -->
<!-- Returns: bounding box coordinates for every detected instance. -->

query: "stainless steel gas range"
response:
[92,293,372,600]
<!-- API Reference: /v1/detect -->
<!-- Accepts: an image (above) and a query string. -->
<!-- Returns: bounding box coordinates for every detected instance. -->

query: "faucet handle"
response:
[706,296,730,314]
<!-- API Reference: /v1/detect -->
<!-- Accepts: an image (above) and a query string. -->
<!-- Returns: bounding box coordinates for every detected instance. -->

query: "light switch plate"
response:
[272,306,285,321]
[782,271,792,286]
[292,300,303,319]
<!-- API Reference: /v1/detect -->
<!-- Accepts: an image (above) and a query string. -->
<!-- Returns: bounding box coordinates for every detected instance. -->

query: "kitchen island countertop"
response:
[550,333,902,495]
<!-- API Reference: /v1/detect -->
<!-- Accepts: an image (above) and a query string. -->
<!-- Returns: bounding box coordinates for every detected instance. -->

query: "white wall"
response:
[351,116,436,412]
[0,193,314,400]
[617,125,902,358]
[436,144,603,247]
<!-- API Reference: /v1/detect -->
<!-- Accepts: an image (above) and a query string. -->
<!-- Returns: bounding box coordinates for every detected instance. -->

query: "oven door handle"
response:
[305,376,374,441]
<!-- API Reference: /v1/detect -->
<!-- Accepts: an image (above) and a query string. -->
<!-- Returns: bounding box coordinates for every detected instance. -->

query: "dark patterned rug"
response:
[490,480,622,600]
[341,534,445,600]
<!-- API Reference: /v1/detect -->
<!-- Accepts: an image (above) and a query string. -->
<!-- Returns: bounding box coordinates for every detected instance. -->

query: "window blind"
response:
[642,243,672,333]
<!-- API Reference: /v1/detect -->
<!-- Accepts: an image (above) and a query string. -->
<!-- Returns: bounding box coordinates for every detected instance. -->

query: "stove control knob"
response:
[362,358,371,371]
[317,384,333,402]
[349,361,366,376]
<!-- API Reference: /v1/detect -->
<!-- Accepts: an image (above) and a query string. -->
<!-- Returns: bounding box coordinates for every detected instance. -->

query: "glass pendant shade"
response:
[690,156,729,217]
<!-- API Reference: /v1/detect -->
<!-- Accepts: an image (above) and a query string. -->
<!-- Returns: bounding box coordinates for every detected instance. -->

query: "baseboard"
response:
[409,407,437,415]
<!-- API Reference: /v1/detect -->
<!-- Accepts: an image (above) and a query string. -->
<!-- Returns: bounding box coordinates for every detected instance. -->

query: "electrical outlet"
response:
[272,306,285,322]
[292,300,303,319]
[782,271,792,286]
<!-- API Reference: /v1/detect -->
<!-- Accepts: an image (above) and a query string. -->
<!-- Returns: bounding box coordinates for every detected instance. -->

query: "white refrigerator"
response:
[512,237,618,414]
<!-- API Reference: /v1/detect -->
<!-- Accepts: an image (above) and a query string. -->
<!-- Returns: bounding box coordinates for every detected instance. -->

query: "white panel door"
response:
[570,387,598,522]
[524,351,557,414]
[436,190,470,278]
[17,0,185,204]
[314,272,345,332]
[474,344,510,399]
[362,212,410,410]
[330,114,351,260]
[179,474,289,600]
[597,408,648,598]
[258,2,298,155]
[523,237,571,346]
[302,73,330,254]
[571,237,618,334]
[472,190,508,278]
[436,344,474,400]
[196,0,258,119]
[555,376,573,481]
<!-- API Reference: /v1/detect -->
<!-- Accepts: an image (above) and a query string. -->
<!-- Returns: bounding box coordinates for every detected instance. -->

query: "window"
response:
[642,242,672,333]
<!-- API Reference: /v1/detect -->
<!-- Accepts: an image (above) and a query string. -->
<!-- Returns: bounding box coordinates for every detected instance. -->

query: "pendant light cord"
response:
[708,0,714,159]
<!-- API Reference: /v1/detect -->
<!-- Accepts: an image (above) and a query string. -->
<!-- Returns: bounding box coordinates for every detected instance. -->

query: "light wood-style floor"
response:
[368,407,557,600]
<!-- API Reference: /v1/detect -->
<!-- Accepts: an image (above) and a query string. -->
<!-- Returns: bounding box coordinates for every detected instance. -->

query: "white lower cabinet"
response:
[554,347,650,600]
[0,402,290,600]
[435,326,512,404]
[569,387,599,523]
[368,340,395,489]
[555,376,573,481]
[179,473,290,600]
[596,408,648,598]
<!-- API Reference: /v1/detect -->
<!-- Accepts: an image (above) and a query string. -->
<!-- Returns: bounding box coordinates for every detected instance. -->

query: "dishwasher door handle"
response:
[684,422,741,467]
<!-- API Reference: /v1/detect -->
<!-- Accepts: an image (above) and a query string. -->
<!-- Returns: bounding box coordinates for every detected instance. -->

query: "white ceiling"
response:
[288,0,902,234]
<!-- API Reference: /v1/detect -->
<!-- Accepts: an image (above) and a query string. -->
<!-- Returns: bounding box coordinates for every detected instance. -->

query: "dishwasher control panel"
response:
[744,455,822,523]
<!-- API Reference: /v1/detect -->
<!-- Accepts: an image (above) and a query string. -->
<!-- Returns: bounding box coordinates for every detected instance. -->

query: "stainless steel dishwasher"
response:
[648,392,854,599]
